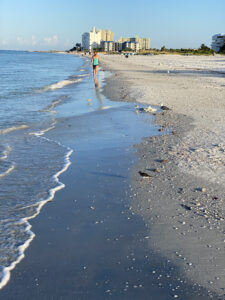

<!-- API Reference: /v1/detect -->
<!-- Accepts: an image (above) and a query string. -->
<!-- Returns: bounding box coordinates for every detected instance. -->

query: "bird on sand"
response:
[160,103,170,110]
[138,171,151,178]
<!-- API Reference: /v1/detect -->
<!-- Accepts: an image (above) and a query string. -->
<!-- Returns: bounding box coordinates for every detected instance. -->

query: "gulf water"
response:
[0,50,157,290]
[0,50,94,288]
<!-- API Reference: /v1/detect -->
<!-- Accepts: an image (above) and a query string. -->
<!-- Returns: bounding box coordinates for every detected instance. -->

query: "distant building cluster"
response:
[211,33,225,52]
[82,26,150,52]
[82,27,114,52]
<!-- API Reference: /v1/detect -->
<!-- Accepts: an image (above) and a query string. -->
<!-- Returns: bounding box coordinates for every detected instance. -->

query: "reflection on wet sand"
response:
[94,78,105,110]
[94,77,100,89]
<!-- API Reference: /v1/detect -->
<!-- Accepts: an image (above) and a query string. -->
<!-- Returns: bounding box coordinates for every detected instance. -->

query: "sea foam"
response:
[0,125,28,135]
[0,145,12,160]
[0,134,73,290]
[43,78,83,91]
[0,163,15,179]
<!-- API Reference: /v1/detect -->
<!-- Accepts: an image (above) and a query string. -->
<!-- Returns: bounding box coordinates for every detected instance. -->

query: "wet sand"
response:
[0,67,218,299]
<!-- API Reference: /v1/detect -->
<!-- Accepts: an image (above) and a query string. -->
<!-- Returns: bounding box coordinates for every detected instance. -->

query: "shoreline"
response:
[0,53,224,299]
[100,54,225,297]
[0,61,197,300]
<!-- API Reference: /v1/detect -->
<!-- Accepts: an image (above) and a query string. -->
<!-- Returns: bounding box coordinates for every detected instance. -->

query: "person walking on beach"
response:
[91,51,100,80]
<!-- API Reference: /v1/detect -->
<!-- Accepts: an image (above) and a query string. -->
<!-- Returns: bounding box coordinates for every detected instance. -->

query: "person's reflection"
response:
[94,76,100,89]
[94,78,104,110]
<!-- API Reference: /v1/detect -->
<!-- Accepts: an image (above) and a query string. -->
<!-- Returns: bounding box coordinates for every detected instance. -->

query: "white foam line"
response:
[0,164,15,179]
[0,145,12,160]
[0,125,28,136]
[0,136,73,290]
[77,73,89,77]
[43,78,83,91]
[40,99,62,113]
[29,121,57,136]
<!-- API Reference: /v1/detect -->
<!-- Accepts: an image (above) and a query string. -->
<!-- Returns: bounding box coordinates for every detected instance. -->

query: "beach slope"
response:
[101,53,225,297]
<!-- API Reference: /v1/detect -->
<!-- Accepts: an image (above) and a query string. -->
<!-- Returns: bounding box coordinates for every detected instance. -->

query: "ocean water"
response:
[0,50,159,291]
[0,50,96,288]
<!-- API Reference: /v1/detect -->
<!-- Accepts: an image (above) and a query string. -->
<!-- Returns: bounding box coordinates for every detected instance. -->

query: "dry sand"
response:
[101,54,225,298]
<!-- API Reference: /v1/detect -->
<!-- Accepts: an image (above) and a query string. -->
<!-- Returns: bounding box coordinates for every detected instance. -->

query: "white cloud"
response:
[16,36,23,44]
[53,34,58,42]
[16,36,31,46]
[2,34,62,50]
[31,35,38,46]
[1,39,8,45]
[13,36,39,49]
[43,34,58,45]
[16,35,59,46]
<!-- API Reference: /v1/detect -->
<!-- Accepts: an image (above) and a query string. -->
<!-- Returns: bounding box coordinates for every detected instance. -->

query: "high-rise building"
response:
[212,33,225,52]
[82,27,114,51]
[122,41,140,52]
[82,27,101,51]
[101,29,114,42]
[100,41,115,52]
[118,36,150,50]
[115,42,123,52]
[139,37,150,50]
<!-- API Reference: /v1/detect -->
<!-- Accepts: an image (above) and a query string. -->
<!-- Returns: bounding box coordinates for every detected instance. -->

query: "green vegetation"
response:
[122,48,134,52]
[68,43,82,52]
[139,44,216,56]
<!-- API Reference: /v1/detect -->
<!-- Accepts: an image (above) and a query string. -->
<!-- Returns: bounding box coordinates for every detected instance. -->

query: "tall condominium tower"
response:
[101,29,114,42]
[82,27,114,51]
[82,27,101,51]
[118,36,150,50]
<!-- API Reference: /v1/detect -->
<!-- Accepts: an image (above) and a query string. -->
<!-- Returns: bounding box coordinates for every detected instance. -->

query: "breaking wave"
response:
[42,78,83,92]
[0,136,73,290]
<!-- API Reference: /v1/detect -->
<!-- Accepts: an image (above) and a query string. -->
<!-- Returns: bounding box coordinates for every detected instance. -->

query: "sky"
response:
[0,0,224,50]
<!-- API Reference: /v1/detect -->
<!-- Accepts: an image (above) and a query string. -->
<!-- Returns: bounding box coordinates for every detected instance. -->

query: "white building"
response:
[118,36,150,50]
[101,29,114,42]
[100,41,115,52]
[82,27,102,51]
[211,33,225,52]
[82,27,114,52]
[123,41,140,52]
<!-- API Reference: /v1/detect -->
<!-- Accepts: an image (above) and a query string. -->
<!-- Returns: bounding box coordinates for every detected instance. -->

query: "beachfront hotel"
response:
[104,36,150,52]
[122,41,140,52]
[82,26,150,53]
[100,40,140,52]
[118,36,150,50]
[101,29,114,42]
[100,41,115,52]
[211,33,225,52]
[82,27,114,51]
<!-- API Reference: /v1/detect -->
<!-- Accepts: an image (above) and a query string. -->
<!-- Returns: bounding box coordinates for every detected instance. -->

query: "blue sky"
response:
[0,0,224,50]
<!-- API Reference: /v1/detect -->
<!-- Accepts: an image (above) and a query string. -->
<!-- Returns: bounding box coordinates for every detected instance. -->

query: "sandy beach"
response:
[101,53,225,297]
[1,59,201,300]
[0,53,224,300]
[101,54,225,183]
